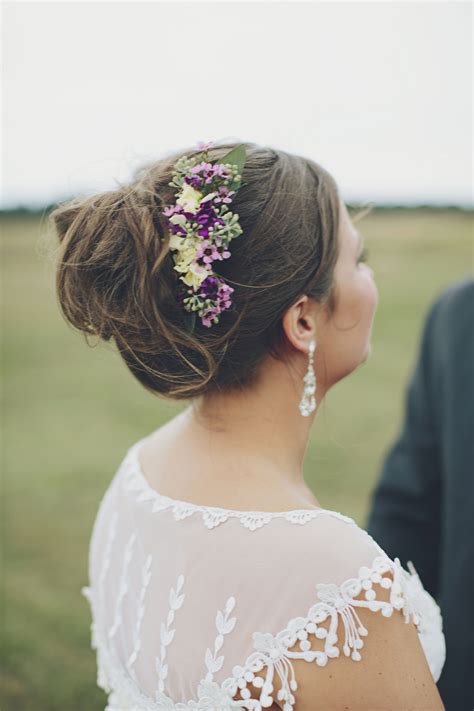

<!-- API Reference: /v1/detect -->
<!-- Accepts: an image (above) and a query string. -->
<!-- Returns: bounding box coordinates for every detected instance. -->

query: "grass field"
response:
[2,207,473,710]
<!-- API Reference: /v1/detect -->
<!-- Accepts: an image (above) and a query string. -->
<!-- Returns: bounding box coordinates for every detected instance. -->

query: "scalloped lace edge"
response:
[81,553,445,710]
[119,439,357,530]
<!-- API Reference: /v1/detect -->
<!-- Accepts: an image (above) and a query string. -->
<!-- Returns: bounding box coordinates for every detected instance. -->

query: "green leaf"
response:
[219,144,246,177]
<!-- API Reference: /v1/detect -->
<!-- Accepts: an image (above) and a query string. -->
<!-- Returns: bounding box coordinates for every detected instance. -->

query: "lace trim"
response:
[81,553,445,710]
[120,438,357,531]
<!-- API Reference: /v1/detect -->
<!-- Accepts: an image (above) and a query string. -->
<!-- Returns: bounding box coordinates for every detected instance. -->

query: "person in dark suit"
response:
[366,276,474,711]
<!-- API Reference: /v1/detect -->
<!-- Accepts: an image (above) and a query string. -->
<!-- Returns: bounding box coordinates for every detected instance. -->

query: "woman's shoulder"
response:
[270,508,391,587]
[230,516,446,706]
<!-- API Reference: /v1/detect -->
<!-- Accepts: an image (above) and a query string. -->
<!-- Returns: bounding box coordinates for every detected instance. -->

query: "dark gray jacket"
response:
[366,277,474,711]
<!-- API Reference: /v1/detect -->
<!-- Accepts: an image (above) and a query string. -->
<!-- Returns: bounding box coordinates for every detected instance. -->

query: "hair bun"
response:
[51,142,341,401]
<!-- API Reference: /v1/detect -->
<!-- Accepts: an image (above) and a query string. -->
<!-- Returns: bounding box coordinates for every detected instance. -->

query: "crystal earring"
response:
[299,339,317,417]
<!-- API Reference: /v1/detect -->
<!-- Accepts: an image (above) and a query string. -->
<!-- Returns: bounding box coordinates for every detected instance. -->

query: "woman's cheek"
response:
[368,271,379,312]
[360,265,378,313]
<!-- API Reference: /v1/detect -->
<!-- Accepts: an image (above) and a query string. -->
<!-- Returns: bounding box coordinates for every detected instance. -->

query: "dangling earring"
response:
[299,339,317,416]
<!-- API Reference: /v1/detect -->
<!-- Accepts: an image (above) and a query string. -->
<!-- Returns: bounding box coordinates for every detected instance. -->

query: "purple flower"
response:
[216,282,234,307]
[193,275,235,327]
[198,275,220,299]
[189,161,232,187]
[191,161,213,175]
[162,204,182,217]
[196,140,214,151]
[182,210,199,221]
[201,306,220,328]
[184,174,203,189]
[194,202,224,238]
[195,241,222,265]
[211,164,232,180]
[214,186,235,204]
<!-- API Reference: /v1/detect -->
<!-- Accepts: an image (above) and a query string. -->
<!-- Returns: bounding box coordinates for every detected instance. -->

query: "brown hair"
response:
[50,141,342,400]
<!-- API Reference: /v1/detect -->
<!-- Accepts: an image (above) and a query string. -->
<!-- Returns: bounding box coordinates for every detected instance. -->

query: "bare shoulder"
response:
[280,565,444,710]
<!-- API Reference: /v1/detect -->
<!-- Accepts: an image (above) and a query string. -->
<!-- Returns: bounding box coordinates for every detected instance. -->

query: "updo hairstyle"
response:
[50,141,341,400]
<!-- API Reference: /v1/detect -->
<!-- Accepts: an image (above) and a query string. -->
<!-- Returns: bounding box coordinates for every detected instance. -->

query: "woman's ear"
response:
[281,295,318,354]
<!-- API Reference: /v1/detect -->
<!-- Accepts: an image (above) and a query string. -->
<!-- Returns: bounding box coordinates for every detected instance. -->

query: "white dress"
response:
[81,436,446,710]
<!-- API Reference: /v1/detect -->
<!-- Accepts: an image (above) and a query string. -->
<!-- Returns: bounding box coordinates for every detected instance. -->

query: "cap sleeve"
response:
[220,516,442,710]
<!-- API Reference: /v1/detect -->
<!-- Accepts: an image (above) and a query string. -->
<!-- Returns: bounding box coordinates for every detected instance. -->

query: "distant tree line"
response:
[0,201,472,217]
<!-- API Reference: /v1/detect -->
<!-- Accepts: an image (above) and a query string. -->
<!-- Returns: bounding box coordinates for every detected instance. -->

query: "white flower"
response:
[200,191,217,204]
[176,184,203,214]
[169,213,188,227]
[173,246,197,273]
[169,233,186,251]
[181,263,209,289]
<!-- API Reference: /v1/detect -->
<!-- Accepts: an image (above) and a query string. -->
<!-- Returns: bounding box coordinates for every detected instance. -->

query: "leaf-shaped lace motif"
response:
[155,574,185,693]
[204,596,237,678]
[108,532,136,640]
[127,553,153,679]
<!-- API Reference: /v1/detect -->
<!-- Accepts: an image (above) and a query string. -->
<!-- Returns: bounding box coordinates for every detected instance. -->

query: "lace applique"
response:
[120,440,356,531]
[127,553,153,680]
[204,595,237,679]
[108,532,136,640]
[81,552,444,710]
[221,555,423,710]
[156,574,186,693]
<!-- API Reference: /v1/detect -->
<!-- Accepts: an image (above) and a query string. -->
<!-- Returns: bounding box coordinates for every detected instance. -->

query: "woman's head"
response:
[51,141,376,404]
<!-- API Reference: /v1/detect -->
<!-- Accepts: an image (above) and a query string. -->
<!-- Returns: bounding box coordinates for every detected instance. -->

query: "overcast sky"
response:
[2,1,472,208]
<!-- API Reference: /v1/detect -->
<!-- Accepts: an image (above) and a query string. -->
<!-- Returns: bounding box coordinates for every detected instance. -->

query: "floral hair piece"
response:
[161,140,246,330]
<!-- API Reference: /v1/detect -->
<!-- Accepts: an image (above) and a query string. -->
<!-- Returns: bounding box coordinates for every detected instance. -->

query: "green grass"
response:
[1,208,472,709]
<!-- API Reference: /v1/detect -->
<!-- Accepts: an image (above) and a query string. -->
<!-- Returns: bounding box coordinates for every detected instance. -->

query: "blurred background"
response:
[2,1,472,708]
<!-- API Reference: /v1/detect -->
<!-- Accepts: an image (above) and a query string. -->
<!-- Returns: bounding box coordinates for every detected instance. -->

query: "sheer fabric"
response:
[81,436,446,710]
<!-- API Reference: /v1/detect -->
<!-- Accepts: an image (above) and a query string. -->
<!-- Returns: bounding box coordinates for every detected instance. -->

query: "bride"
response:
[52,140,445,710]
